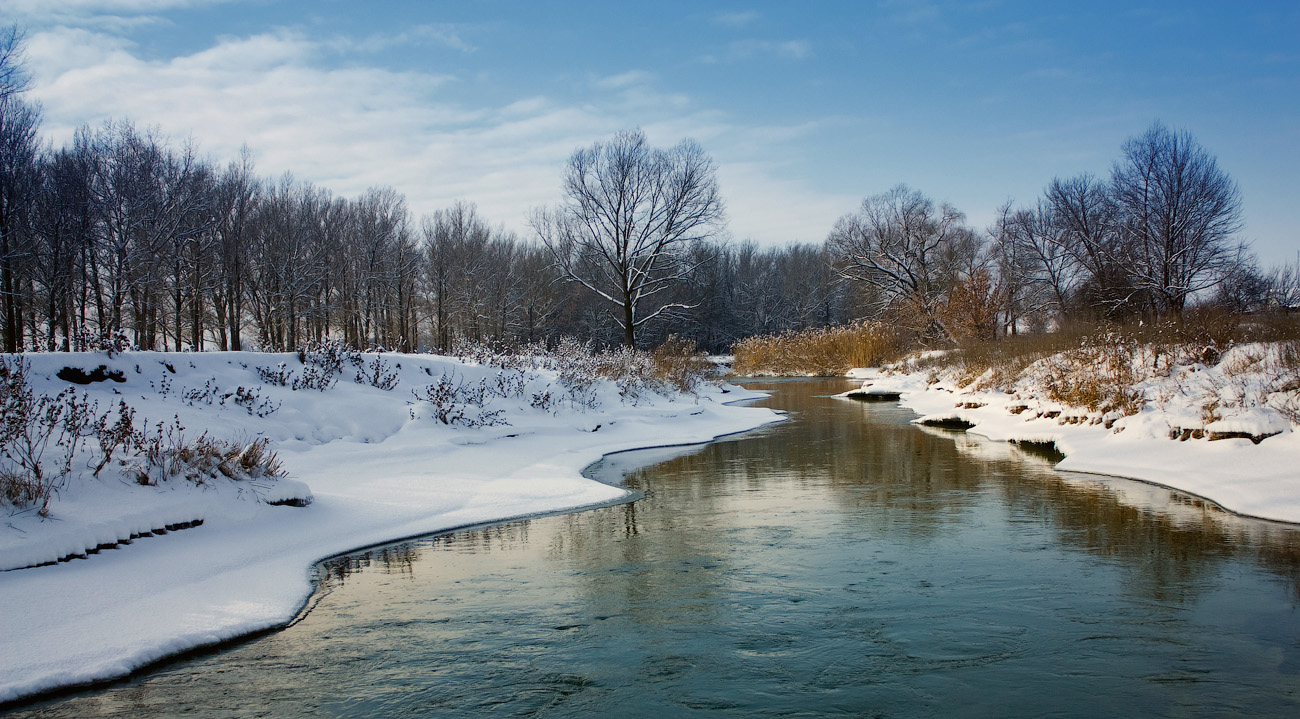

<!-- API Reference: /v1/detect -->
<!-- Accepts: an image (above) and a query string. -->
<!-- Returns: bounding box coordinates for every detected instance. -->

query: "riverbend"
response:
[9,379,1300,718]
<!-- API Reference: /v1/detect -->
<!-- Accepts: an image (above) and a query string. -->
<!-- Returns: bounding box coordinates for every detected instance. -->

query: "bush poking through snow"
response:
[183,378,279,417]
[90,400,137,477]
[2,358,87,515]
[410,371,507,427]
[256,363,295,387]
[2,356,292,517]
[409,338,714,427]
[453,336,713,405]
[878,323,1300,439]
[1264,340,1300,424]
[355,354,400,391]
[298,340,357,378]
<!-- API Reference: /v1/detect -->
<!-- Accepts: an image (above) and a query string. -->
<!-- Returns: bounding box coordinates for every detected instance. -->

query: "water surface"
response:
[9,379,1300,717]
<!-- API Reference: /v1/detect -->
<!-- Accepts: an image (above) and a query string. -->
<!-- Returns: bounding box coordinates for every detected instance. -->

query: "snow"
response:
[1204,407,1291,438]
[0,350,782,704]
[841,348,1300,525]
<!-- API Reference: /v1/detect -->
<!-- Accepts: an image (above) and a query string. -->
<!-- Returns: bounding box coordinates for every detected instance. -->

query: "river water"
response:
[9,379,1300,717]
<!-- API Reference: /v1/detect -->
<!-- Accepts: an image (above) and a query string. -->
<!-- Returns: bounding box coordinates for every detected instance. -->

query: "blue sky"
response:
[10,0,1299,265]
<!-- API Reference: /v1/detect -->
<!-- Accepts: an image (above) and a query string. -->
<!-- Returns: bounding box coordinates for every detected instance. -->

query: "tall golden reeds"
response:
[732,322,904,376]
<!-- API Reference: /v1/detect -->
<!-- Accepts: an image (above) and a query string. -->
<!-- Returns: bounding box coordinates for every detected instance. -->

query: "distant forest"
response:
[0,27,1294,355]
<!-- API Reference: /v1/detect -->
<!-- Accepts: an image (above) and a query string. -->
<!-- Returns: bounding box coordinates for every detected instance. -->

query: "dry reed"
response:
[732,322,904,376]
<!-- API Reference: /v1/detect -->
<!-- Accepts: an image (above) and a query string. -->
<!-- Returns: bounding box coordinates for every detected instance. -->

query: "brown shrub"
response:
[1038,334,1143,415]
[651,335,709,393]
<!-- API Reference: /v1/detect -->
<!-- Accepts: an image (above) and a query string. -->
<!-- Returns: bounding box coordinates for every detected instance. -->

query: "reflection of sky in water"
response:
[13,379,1300,718]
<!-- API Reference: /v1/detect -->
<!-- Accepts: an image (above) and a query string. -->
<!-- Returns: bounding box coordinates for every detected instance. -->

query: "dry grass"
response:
[911,311,1300,420]
[732,322,904,376]
[135,427,286,486]
[1257,339,1300,424]
[923,310,1299,385]
[1037,335,1144,415]
[1,468,46,509]
[650,335,710,393]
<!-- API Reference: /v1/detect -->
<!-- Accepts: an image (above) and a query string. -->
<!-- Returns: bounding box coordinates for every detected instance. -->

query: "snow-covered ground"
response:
[0,349,782,704]
[843,343,1300,524]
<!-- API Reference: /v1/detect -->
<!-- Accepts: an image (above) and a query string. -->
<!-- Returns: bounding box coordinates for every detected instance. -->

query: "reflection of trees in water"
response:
[318,543,424,587]
[315,377,1300,612]
[317,523,539,589]
[431,521,533,554]
[544,465,734,627]
[635,378,1300,608]
[930,410,1300,603]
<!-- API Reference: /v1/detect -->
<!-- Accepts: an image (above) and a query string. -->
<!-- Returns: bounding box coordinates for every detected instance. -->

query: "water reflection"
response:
[10,378,1300,718]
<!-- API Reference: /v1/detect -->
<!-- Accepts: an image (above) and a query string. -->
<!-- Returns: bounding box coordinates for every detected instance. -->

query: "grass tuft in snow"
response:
[128,420,286,487]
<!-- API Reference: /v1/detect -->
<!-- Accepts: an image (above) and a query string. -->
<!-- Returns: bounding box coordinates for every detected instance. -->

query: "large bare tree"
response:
[1110,122,1244,319]
[533,128,725,348]
[826,184,975,342]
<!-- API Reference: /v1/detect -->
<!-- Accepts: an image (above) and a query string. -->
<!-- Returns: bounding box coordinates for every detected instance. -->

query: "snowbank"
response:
[0,350,781,704]
[841,347,1300,524]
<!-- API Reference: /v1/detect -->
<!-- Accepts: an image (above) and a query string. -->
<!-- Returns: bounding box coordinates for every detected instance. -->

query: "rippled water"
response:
[9,379,1300,718]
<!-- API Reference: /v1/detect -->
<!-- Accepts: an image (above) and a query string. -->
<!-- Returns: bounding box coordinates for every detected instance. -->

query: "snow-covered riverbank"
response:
[843,344,1300,524]
[0,349,782,704]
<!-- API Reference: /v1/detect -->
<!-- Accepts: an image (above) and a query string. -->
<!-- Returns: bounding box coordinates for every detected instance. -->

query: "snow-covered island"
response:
[842,341,1300,524]
[0,346,782,704]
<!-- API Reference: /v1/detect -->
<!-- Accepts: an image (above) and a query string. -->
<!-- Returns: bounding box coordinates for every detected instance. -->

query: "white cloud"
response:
[776,40,811,59]
[719,161,855,244]
[725,39,811,61]
[715,11,760,27]
[26,26,839,246]
[592,70,655,90]
[877,0,942,26]
[12,0,225,10]
[330,24,476,54]
[8,0,238,29]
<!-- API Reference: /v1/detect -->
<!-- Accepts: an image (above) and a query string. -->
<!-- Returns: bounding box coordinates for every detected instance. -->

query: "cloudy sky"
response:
[10,0,1300,265]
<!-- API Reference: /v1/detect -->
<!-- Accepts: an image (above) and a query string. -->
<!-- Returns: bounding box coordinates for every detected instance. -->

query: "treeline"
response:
[0,121,856,354]
[826,123,1298,344]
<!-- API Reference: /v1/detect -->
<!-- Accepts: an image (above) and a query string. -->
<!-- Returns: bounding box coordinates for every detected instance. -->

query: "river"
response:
[8,379,1300,717]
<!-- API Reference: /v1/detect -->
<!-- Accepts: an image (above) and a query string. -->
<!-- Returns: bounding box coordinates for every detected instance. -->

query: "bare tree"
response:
[0,95,40,351]
[245,174,330,350]
[424,200,493,351]
[826,184,975,342]
[1265,255,1300,311]
[513,243,564,345]
[1110,122,1244,319]
[1044,173,1136,317]
[0,25,31,103]
[990,199,1080,331]
[532,128,725,347]
[210,147,259,350]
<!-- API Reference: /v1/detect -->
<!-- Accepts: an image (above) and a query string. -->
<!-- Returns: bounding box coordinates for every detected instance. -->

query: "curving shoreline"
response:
[0,351,783,705]
[842,367,1300,525]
